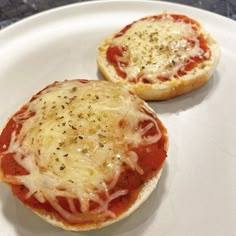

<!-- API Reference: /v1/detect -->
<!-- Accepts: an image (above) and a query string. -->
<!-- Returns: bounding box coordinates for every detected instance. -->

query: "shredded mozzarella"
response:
[111,14,206,82]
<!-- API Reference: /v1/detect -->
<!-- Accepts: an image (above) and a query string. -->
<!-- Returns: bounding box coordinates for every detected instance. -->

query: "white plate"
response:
[0,0,235,235]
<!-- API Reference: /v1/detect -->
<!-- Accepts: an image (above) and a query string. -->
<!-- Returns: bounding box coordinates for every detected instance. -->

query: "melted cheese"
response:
[111,14,206,82]
[3,80,162,221]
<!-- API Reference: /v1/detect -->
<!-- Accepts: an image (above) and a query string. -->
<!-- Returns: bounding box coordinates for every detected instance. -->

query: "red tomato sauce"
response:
[106,14,210,83]
[106,45,128,78]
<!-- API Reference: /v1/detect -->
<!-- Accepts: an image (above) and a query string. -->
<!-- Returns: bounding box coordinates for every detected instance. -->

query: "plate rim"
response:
[0,0,235,37]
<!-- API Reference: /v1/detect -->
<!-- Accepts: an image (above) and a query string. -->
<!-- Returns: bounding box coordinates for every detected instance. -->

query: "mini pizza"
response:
[0,79,168,231]
[97,13,220,100]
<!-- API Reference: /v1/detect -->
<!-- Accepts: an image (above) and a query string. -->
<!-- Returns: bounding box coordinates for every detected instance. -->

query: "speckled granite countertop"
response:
[0,0,235,29]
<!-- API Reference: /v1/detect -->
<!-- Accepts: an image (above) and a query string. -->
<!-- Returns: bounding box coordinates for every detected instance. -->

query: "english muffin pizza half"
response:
[0,79,168,231]
[97,13,220,100]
